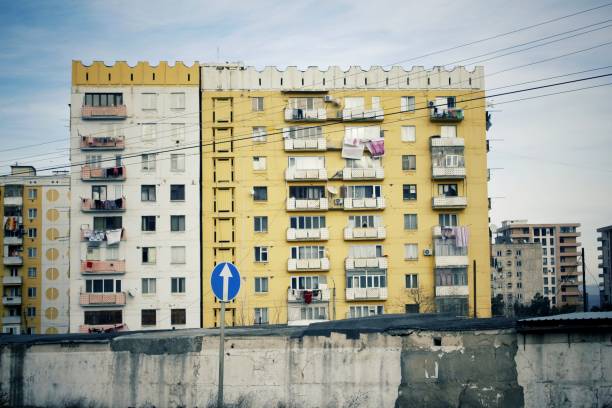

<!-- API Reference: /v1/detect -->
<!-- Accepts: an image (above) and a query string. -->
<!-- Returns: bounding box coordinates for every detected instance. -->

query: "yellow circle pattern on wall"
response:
[46,248,59,261]
[46,267,59,280]
[46,228,60,241]
[46,287,59,300]
[46,327,59,334]
[45,307,58,320]
[46,189,59,202]
[46,208,59,221]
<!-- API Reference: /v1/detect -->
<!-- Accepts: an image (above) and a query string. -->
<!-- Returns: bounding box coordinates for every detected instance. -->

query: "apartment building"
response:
[597,225,612,307]
[491,243,543,315]
[1,166,69,334]
[69,61,201,332]
[496,220,582,308]
[200,64,491,327]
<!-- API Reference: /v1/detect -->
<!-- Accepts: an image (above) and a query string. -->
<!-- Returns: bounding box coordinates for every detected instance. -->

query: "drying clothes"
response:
[82,229,92,239]
[105,229,122,246]
[303,290,313,304]
[88,231,104,243]
[366,138,385,157]
[342,143,364,160]
[454,226,470,248]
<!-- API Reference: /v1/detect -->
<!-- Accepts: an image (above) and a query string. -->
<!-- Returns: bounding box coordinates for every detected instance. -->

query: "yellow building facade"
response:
[201,65,491,327]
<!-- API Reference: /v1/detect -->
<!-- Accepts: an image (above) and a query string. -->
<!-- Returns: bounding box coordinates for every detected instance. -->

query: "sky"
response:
[0,0,610,286]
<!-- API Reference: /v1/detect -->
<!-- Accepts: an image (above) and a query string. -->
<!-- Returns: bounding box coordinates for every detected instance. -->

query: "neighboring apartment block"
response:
[496,220,582,308]
[491,243,543,314]
[69,61,201,332]
[597,225,612,307]
[1,166,69,334]
[200,64,491,327]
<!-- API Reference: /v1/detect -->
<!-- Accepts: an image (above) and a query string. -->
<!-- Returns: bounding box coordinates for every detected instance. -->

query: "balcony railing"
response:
[81,105,127,120]
[342,167,384,180]
[342,197,385,210]
[341,108,384,121]
[286,197,328,211]
[432,196,468,209]
[2,296,22,306]
[81,197,126,212]
[2,316,21,325]
[345,257,388,270]
[3,256,23,266]
[344,227,386,240]
[287,288,331,303]
[2,276,22,285]
[284,138,326,151]
[81,165,126,181]
[3,236,23,245]
[430,107,464,123]
[79,323,128,334]
[80,228,125,243]
[432,164,466,179]
[435,285,469,297]
[287,258,330,272]
[3,197,23,206]
[80,136,125,150]
[285,168,327,181]
[81,260,126,274]
[284,108,327,121]
[79,292,126,306]
[345,287,388,301]
[430,137,465,148]
[433,226,469,267]
[286,228,329,241]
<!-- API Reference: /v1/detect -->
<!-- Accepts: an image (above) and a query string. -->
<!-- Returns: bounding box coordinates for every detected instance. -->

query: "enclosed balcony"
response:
[81,105,127,120]
[285,168,327,181]
[80,135,125,150]
[79,292,126,306]
[81,228,125,243]
[288,258,330,272]
[287,287,331,303]
[286,227,329,241]
[2,316,21,325]
[81,260,126,275]
[81,197,126,212]
[435,267,469,297]
[2,296,22,306]
[2,276,22,286]
[432,196,467,209]
[429,98,463,123]
[79,323,128,334]
[81,165,126,181]
[3,256,23,266]
[284,108,327,121]
[433,226,469,267]
[345,287,388,301]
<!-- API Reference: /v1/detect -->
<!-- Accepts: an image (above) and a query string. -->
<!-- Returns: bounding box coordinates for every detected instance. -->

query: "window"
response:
[507,283,512,289]
[86,247,100,261]
[401,126,416,142]
[171,309,186,325]
[28,247,37,258]
[170,215,186,232]
[254,216,268,233]
[28,208,37,219]
[404,214,418,230]
[85,154,103,168]
[291,246,326,259]
[405,274,419,289]
[290,216,326,229]
[440,125,457,138]
[27,267,36,278]
[141,185,156,202]
[254,308,268,324]
[171,277,186,293]
[141,309,157,326]
[255,247,269,262]
[252,156,267,171]
[438,184,458,197]
[253,187,268,201]
[93,216,122,230]
[170,184,185,201]
[404,244,418,260]
[171,246,186,264]
[400,96,415,112]
[439,214,458,227]
[27,307,36,317]
[402,155,416,171]
[141,153,157,171]
[290,275,324,290]
[28,287,37,298]
[170,92,186,109]
[141,123,156,141]
[27,228,37,238]
[170,154,185,172]
[251,97,264,112]
[517,282,523,289]
[300,306,328,320]
[84,93,123,107]
[106,246,119,260]
[516,250,522,256]
[349,305,384,318]
[252,127,267,142]
[403,184,417,200]
[141,93,157,110]
[405,304,420,314]
[142,278,156,294]
[142,247,156,264]
[141,216,156,232]
[85,278,121,293]
[84,310,122,325]
[289,186,325,199]
[255,277,269,293]
[28,189,37,199]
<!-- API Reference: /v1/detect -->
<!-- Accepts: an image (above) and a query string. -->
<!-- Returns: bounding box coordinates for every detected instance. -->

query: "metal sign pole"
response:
[218,301,226,408]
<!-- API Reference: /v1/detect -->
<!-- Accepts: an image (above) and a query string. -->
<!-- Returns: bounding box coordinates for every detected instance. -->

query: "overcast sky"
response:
[0,0,610,285]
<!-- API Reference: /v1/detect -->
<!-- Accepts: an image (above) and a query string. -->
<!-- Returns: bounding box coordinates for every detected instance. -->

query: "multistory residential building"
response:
[491,243,543,315]
[496,220,582,308]
[200,64,491,327]
[69,61,201,332]
[0,166,70,334]
[597,225,612,307]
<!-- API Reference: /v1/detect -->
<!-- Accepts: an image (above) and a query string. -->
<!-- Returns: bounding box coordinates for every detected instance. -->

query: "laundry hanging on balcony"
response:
[105,229,122,245]
[303,290,313,304]
[453,226,470,247]
[366,138,385,157]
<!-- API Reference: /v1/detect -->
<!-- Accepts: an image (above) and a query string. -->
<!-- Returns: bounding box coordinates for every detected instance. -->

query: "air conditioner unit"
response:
[423,248,433,256]
[334,198,344,206]
[324,95,333,102]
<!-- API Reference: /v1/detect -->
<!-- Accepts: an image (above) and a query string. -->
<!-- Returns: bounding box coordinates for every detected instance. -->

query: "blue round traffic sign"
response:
[210,262,241,301]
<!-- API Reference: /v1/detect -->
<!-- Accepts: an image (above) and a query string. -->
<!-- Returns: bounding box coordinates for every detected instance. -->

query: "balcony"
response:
[3,197,23,206]
[79,292,126,306]
[80,136,125,150]
[285,168,327,181]
[3,256,23,266]
[287,258,330,272]
[430,137,465,148]
[430,107,464,123]
[284,108,327,121]
[345,287,388,301]
[79,323,128,334]
[341,108,384,121]
[3,236,23,245]
[343,197,385,210]
[559,259,579,267]
[432,164,466,179]
[559,230,581,238]
[2,316,21,325]
[560,250,580,257]
[2,276,22,286]
[433,226,469,267]
[287,287,331,303]
[2,296,22,306]
[344,227,386,241]
[435,285,469,297]
[81,260,126,274]
[286,197,328,211]
[432,196,468,209]
[345,257,388,270]
[284,138,326,151]
[81,197,126,212]
[286,228,329,241]
[81,165,126,181]
[81,105,127,120]
[342,167,384,180]
[81,228,125,243]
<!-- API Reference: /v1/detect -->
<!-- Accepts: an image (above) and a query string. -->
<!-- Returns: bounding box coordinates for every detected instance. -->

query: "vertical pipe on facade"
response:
[199,65,204,328]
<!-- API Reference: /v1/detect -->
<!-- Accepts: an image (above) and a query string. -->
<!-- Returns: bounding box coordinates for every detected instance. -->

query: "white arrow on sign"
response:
[220,263,233,301]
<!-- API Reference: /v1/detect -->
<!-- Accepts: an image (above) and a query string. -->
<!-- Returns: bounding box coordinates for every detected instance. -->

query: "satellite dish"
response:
[490,224,498,233]
[327,186,338,195]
